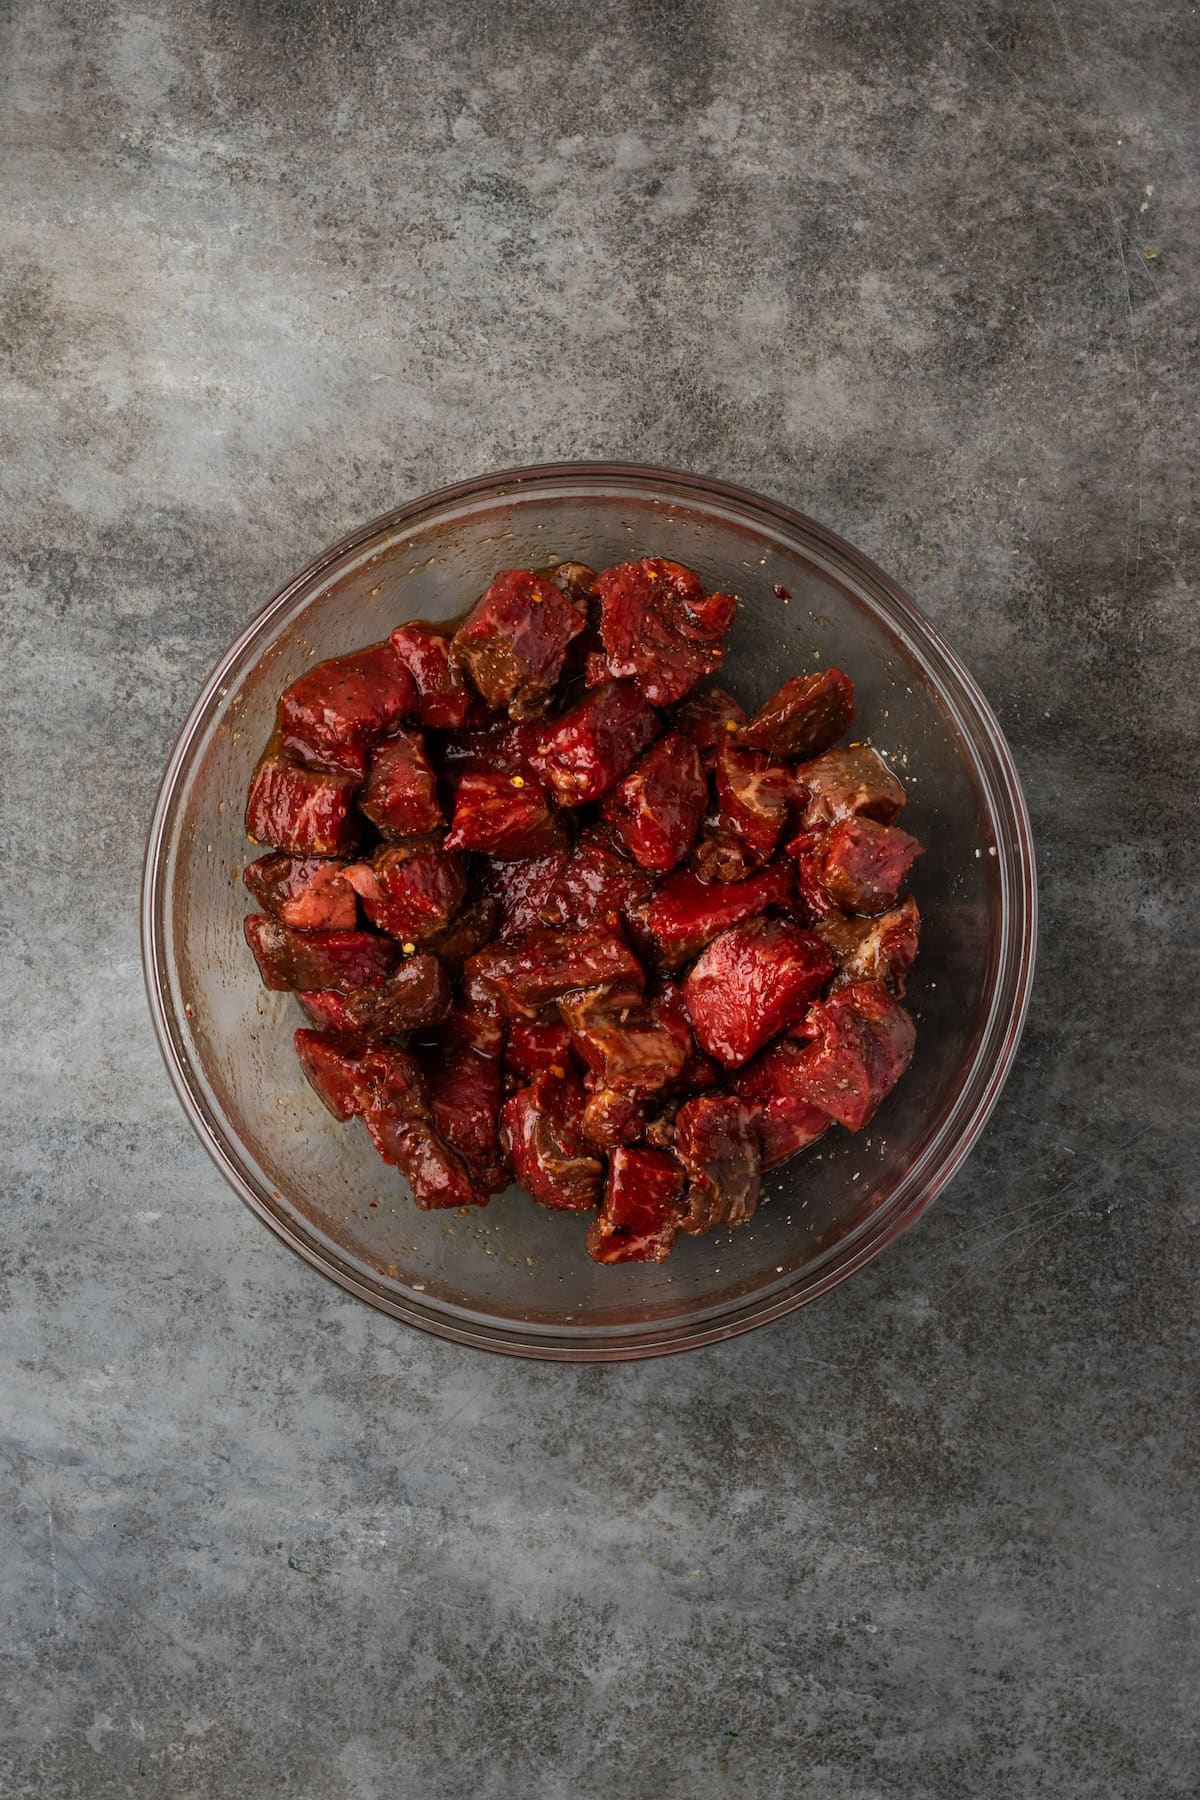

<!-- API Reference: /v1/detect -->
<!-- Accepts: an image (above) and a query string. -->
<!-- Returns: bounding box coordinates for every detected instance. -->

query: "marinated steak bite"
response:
[246,752,361,857]
[444,768,566,859]
[277,642,416,777]
[531,680,659,805]
[587,1146,685,1263]
[389,624,476,729]
[502,1071,603,1211]
[244,853,357,931]
[738,668,855,761]
[359,728,443,837]
[601,732,707,872]
[453,568,588,718]
[345,840,466,941]
[795,744,906,831]
[684,917,836,1067]
[674,1094,762,1234]
[244,550,928,1264]
[593,558,738,705]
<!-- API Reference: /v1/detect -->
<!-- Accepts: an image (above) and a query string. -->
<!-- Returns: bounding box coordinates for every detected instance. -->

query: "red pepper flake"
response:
[549,1063,566,1079]
[369,1200,379,1208]
[772,582,791,600]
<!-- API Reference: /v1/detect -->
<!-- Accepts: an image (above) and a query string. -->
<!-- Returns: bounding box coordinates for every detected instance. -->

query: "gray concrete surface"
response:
[2,2,1198,1795]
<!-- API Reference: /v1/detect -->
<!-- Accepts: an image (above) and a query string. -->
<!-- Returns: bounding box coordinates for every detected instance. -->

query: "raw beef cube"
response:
[786,829,843,923]
[501,1072,602,1211]
[531,682,660,806]
[245,753,360,858]
[294,1029,375,1120]
[817,895,921,996]
[421,889,500,973]
[558,986,688,1095]
[651,982,721,1092]
[345,840,467,941]
[452,568,587,718]
[702,740,793,871]
[538,827,655,932]
[789,980,916,1130]
[277,642,415,777]
[360,1045,488,1208]
[601,732,707,872]
[506,1020,575,1083]
[673,1095,762,1235]
[244,914,399,992]
[297,954,452,1037]
[586,1147,684,1264]
[672,685,746,768]
[731,1040,830,1169]
[243,853,357,931]
[466,926,644,1019]
[642,860,794,970]
[421,1002,507,1192]
[738,669,856,761]
[580,1088,649,1148]
[593,558,738,705]
[480,854,570,941]
[388,624,476,729]
[359,729,443,837]
[817,817,924,915]
[444,769,566,859]
[684,917,836,1067]
[795,745,906,830]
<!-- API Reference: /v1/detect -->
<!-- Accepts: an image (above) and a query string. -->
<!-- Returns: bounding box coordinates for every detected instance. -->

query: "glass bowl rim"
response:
[141,460,1038,1361]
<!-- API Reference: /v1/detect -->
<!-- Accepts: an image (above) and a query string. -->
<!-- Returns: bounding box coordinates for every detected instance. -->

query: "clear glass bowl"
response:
[142,464,1036,1359]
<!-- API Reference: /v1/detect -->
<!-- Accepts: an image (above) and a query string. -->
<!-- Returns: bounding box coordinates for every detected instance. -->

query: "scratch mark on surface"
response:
[47,1504,63,1638]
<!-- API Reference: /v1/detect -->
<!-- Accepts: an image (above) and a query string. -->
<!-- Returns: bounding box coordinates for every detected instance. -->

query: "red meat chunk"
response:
[817,896,921,996]
[297,954,452,1037]
[243,853,357,931]
[789,981,916,1131]
[738,669,856,761]
[652,982,721,1093]
[277,642,415,777]
[531,681,660,805]
[817,817,924,915]
[642,860,794,970]
[244,914,399,993]
[502,1072,602,1211]
[544,560,598,605]
[538,827,655,933]
[731,1040,830,1169]
[601,732,707,872]
[684,917,836,1067]
[691,741,792,880]
[505,1020,575,1083]
[452,568,587,718]
[795,745,906,830]
[580,1088,649,1149]
[586,1147,684,1264]
[294,1028,376,1120]
[786,829,843,923]
[345,841,466,941]
[558,986,688,1096]
[245,753,360,858]
[672,685,746,768]
[480,853,569,941]
[359,729,443,837]
[421,1003,507,1192]
[444,769,565,859]
[465,925,644,1019]
[360,1045,487,1208]
[674,1094,762,1234]
[420,890,499,972]
[388,624,475,729]
[593,558,738,705]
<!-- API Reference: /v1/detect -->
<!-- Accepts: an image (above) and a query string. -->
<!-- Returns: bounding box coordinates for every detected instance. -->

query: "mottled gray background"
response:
[2,1,1197,1795]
